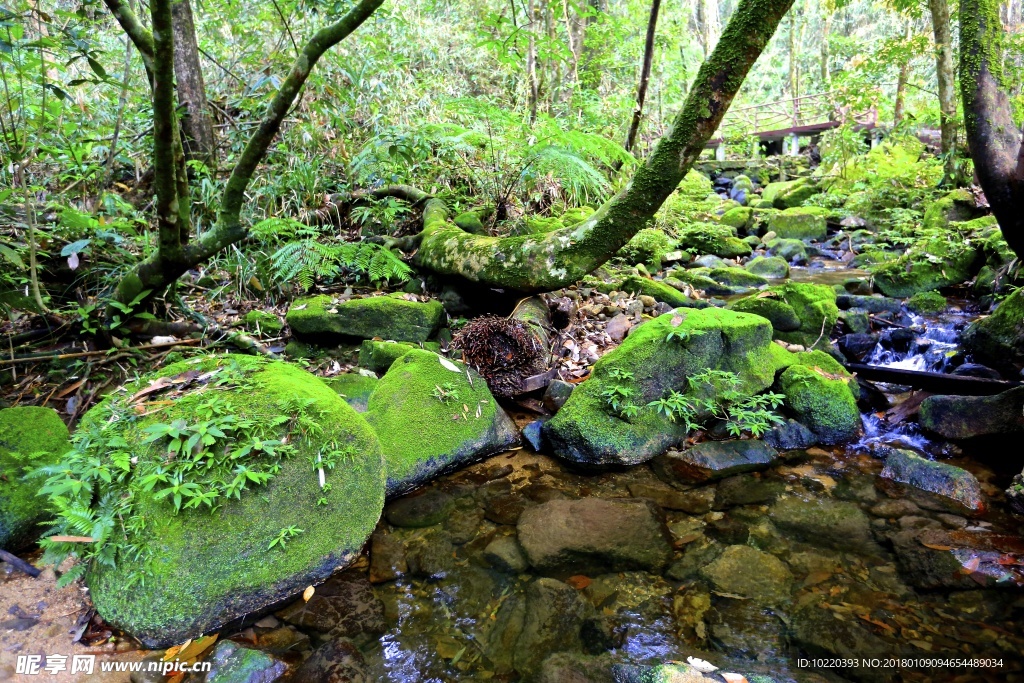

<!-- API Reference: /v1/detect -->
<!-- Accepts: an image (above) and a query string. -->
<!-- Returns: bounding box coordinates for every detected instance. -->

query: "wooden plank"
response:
[844,362,1023,396]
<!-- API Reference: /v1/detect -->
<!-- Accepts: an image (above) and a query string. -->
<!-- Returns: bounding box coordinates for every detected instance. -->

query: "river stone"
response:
[290,638,370,683]
[0,406,70,550]
[543,380,575,412]
[626,481,715,513]
[888,528,978,590]
[769,496,880,555]
[918,387,1024,439]
[544,309,776,467]
[769,208,827,241]
[699,545,793,605]
[745,255,790,279]
[74,355,384,649]
[517,498,673,573]
[384,489,454,527]
[706,599,788,660]
[962,287,1024,367]
[714,474,786,509]
[486,577,592,677]
[368,530,406,584]
[287,293,443,343]
[485,493,528,525]
[277,571,385,638]
[652,440,779,485]
[791,595,900,676]
[366,350,520,497]
[878,449,985,517]
[835,293,902,313]
[762,178,820,209]
[778,358,861,445]
[484,535,530,573]
[203,640,287,683]
[763,419,819,449]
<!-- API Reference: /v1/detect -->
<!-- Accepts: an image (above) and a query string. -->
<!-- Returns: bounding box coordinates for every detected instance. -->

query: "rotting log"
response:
[845,362,1023,396]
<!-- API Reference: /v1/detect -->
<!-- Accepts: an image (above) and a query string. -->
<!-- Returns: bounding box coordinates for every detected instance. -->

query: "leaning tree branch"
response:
[102,0,154,70]
[405,0,795,291]
[960,0,1024,257]
[111,0,384,304]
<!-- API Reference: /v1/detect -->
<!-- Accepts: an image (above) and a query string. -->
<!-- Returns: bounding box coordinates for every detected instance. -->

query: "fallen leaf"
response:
[49,536,95,543]
[565,575,591,590]
[303,585,315,602]
[439,356,462,372]
[922,542,954,551]
[168,634,217,662]
[721,674,748,683]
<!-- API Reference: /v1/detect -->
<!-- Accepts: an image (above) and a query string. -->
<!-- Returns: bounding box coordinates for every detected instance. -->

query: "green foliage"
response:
[646,369,786,437]
[431,382,460,405]
[268,526,305,550]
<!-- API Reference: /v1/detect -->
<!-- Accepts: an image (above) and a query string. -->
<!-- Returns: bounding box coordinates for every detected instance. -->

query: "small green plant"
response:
[645,369,785,437]
[432,382,461,405]
[269,526,305,550]
[601,384,633,413]
[665,328,692,343]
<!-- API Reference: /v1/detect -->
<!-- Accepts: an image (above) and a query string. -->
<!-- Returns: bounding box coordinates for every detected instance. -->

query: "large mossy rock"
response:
[768,207,828,242]
[962,288,1024,367]
[619,228,674,269]
[719,206,753,232]
[878,449,985,516]
[919,387,1024,439]
[923,188,981,230]
[777,351,861,445]
[60,355,385,648]
[543,308,776,466]
[286,293,444,342]
[365,349,519,497]
[728,282,839,349]
[871,232,980,298]
[0,406,70,550]
[676,222,752,259]
[620,275,697,308]
[761,178,820,209]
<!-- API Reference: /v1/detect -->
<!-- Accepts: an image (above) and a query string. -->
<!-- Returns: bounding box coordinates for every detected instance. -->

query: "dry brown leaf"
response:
[49,535,95,543]
[921,542,954,551]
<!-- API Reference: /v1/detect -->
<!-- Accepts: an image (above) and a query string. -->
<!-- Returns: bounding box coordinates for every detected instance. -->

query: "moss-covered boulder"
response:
[906,291,947,315]
[719,206,753,232]
[357,339,442,373]
[543,309,777,466]
[962,288,1024,367]
[919,387,1024,439]
[778,353,861,444]
[923,188,981,230]
[729,282,839,349]
[768,207,827,242]
[324,372,379,412]
[619,275,697,308]
[670,266,767,296]
[871,232,981,298]
[365,350,519,496]
[676,222,752,259]
[0,407,70,550]
[619,228,673,269]
[242,310,283,334]
[762,178,820,209]
[745,255,790,279]
[766,237,808,264]
[287,293,444,343]
[47,355,385,648]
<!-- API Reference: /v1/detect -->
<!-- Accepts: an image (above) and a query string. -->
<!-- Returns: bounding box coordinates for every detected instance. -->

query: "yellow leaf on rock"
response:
[303,585,315,602]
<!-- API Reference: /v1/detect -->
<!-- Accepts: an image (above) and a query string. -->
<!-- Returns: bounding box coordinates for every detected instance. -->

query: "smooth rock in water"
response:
[517,498,672,573]
[888,528,979,590]
[0,406,70,550]
[768,207,827,242]
[366,350,520,497]
[791,595,899,673]
[75,356,384,648]
[486,577,592,677]
[485,493,528,525]
[203,640,287,683]
[951,363,1002,379]
[778,352,861,445]
[835,293,901,313]
[878,449,985,517]
[543,380,575,413]
[919,387,1024,439]
[652,440,779,485]
[277,571,385,638]
[745,255,790,279]
[290,638,370,683]
[287,293,444,343]
[714,474,786,509]
[627,481,715,513]
[839,333,877,362]
[544,309,776,466]
[522,421,545,451]
[766,237,808,264]
[700,545,793,605]
[763,418,819,450]
[368,530,406,584]
[385,489,454,527]
[484,535,529,573]
[769,496,880,555]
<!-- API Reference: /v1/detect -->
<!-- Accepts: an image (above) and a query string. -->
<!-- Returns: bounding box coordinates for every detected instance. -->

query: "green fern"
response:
[270,239,412,291]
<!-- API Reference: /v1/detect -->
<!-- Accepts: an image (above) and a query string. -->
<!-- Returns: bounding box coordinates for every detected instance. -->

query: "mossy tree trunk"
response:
[929,0,959,184]
[960,0,1024,258]
[104,0,383,309]
[407,0,796,292]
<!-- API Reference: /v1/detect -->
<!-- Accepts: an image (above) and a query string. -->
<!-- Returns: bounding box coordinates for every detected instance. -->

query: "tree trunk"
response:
[929,0,958,184]
[820,10,832,89]
[959,0,1024,258]
[527,0,539,123]
[893,19,912,125]
[410,0,796,292]
[172,0,216,169]
[623,0,662,156]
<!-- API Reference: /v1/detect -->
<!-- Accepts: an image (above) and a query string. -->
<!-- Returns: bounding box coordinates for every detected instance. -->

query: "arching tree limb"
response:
[111,0,384,305]
[409,0,795,292]
[960,0,1024,257]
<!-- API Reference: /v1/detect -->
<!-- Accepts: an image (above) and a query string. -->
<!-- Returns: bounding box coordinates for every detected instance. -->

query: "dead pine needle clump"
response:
[452,315,545,398]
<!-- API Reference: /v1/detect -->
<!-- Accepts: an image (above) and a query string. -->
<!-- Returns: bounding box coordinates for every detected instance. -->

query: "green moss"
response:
[286,293,444,342]
[620,275,697,308]
[561,206,596,224]
[544,308,777,466]
[522,215,566,235]
[729,283,838,348]
[242,310,283,334]
[0,407,70,550]
[619,228,674,269]
[454,210,489,235]
[766,237,808,264]
[871,231,981,298]
[729,296,801,332]
[768,208,827,242]
[676,222,752,259]
[359,340,414,372]
[365,350,519,496]
[768,343,799,374]
[778,363,861,444]
[907,291,948,315]
[324,372,379,412]
[962,287,1024,365]
[745,255,790,279]
[762,178,820,208]
[923,189,977,231]
[73,355,384,647]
